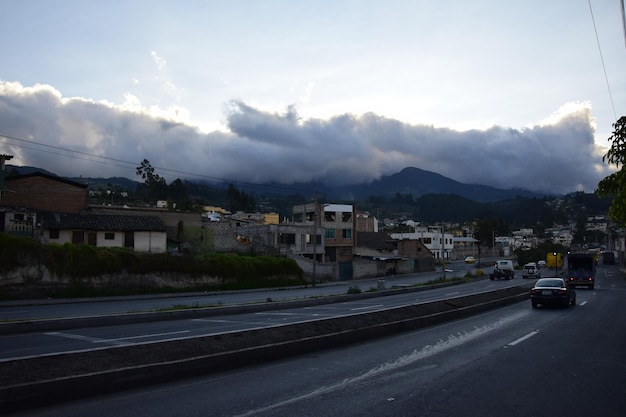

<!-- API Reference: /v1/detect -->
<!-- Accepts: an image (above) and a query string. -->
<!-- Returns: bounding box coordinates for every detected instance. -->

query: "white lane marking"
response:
[254,312,323,317]
[233,311,528,417]
[445,291,460,296]
[579,301,588,306]
[508,330,539,346]
[350,304,384,311]
[45,330,190,345]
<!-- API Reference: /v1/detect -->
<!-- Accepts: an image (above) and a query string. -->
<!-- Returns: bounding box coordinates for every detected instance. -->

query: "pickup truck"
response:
[490,260,515,280]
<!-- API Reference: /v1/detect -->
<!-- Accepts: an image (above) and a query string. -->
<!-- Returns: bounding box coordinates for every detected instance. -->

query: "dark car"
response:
[530,278,576,308]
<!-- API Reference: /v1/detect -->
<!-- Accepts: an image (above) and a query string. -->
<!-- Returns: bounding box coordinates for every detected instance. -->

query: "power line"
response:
[588,0,618,121]
[621,0,626,49]
[0,132,319,197]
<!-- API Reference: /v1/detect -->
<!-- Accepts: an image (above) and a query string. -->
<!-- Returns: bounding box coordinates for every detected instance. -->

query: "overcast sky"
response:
[1,0,625,195]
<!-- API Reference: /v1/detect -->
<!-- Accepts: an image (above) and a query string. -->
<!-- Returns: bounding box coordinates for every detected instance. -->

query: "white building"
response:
[390,226,454,260]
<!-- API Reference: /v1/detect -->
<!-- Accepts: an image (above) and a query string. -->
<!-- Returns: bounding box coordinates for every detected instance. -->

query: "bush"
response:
[0,234,305,297]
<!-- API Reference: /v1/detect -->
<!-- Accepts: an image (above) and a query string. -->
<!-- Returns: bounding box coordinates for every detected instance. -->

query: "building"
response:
[2,172,88,213]
[390,226,454,261]
[1,171,168,253]
[39,212,167,253]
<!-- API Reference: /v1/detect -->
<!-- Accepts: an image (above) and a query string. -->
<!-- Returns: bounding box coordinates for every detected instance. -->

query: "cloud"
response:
[0,81,613,195]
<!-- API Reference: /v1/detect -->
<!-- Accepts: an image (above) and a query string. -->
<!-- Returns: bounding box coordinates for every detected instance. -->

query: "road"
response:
[0,262,521,360]
[0,261,482,321]
[6,263,625,416]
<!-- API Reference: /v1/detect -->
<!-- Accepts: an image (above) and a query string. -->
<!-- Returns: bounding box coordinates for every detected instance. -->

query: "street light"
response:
[553,251,558,277]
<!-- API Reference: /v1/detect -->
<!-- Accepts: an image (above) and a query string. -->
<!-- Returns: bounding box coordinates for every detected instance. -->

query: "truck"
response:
[566,253,596,289]
[602,251,615,265]
[490,259,515,280]
[546,252,563,269]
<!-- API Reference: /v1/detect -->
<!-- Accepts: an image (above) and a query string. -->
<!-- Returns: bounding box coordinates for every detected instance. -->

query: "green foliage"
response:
[0,234,304,296]
[598,116,626,225]
[347,285,362,294]
[514,242,566,266]
[227,183,256,212]
[0,233,43,272]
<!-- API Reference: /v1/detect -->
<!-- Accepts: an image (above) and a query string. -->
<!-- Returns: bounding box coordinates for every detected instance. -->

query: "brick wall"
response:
[2,176,88,213]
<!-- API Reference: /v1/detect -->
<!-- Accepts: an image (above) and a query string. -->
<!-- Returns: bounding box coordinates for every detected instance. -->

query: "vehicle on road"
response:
[546,252,563,269]
[537,260,546,268]
[464,256,476,264]
[530,278,576,308]
[522,262,541,279]
[490,260,515,280]
[602,251,615,265]
[567,253,596,289]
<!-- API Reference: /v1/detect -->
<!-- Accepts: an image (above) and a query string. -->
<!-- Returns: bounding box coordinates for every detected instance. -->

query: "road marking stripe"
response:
[45,330,190,345]
[350,304,384,311]
[508,330,539,346]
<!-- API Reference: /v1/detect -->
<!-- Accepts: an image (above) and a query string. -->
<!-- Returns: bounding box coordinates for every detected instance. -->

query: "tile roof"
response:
[40,212,166,232]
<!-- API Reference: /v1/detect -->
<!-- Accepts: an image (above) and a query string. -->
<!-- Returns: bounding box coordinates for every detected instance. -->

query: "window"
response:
[341,212,352,222]
[279,233,296,244]
[422,237,432,244]
[104,232,115,240]
[49,229,59,239]
[324,211,336,222]
[293,213,303,222]
[342,229,352,239]
[324,229,336,239]
[305,234,321,244]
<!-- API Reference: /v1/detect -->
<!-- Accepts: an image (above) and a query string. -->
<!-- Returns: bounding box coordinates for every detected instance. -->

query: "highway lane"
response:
[0,272,527,360]
[0,262,482,321]
[11,263,625,417]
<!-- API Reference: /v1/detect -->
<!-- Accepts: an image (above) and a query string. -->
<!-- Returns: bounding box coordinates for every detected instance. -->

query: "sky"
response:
[0,0,625,196]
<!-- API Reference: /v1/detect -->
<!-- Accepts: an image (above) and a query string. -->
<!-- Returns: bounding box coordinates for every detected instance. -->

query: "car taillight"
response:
[530,289,539,295]
[557,289,567,295]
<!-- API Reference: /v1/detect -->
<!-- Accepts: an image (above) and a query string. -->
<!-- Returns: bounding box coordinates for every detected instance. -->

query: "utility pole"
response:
[312,193,317,286]
[441,225,446,280]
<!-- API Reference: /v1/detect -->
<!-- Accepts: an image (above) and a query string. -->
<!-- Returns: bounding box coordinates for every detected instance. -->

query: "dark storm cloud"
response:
[0,82,612,193]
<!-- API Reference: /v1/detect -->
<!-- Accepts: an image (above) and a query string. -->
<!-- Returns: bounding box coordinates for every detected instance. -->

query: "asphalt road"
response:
[0,263,525,360]
[9,263,625,417]
[0,261,482,321]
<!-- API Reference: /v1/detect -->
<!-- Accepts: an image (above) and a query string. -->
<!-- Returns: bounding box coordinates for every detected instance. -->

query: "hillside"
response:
[6,165,548,204]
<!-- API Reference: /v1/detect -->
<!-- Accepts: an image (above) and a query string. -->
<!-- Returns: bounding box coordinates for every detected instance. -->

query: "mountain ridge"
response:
[6,165,548,203]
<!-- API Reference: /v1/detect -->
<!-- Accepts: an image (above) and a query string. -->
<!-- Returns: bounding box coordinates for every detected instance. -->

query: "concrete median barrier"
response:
[0,285,528,413]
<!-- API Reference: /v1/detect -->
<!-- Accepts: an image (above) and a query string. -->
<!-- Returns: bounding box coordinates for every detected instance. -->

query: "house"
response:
[39,212,167,253]
[390,226,454,261]
[291,202,355,280]
[354,231,404,276]
[0,171,167,252]
[1,172,88,213]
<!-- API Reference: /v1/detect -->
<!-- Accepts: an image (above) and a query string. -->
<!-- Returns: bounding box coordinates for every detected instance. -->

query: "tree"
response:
[135,159,167,202]
[597,116,626,225]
